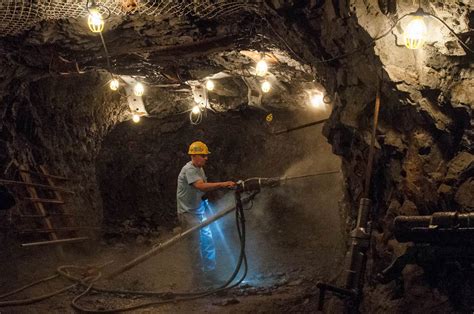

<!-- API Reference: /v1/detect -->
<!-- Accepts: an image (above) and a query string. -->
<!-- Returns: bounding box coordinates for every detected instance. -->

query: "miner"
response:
[176,141,235,283]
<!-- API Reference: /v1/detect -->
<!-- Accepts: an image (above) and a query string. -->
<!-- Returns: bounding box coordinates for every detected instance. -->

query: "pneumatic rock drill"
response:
[234,171,339,192]
[316,85,381,313]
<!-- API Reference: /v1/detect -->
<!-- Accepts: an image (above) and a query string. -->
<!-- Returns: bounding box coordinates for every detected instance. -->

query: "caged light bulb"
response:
[109,78,119,91]
[88,9,104,33]
[261,80,271,93]
[132,114,140,123]
[134,82,144,96]
[404,15,427,49]
[310,92,324,108]
[256,59,268,77]
[205,80,215,91]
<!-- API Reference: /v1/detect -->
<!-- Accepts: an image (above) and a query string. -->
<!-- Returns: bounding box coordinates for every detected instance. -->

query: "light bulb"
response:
[256,59,268,77]
[404,16,427,49]
[88,9,104,33]
[109,78,119,91]
[310,92,324,108]
[134,82,144,96]
[132,114,140,123]
[261,80,271,93]
[192,106,201,114]
[205,80,215,91]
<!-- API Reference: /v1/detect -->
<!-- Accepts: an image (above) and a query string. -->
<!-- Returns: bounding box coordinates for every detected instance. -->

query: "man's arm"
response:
[193,179,235,192]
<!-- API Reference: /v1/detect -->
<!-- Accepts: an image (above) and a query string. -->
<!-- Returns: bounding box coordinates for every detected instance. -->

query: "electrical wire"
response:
[313,14,408,64]
[0,192,257,312]
[0,274,59,300]
[99,32,112,75]
[86,0,111,18]
[427,13,474,54]
[262,4,471,67]
[319,10,473,61]
[189,109,203,125]
[85,0,117,84]
[0,283,78,307]
[67,192,254,313]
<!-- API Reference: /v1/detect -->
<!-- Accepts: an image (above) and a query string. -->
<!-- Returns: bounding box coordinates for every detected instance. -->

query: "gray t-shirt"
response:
[177,161,207,214]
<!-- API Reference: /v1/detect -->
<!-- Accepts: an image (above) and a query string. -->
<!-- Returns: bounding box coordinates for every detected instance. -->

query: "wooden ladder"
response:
[14,164,89,248]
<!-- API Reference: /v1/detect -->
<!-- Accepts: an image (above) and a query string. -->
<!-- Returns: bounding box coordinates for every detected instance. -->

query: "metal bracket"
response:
[120,75,147,115]
[190,84,207,106]
[242,76,262,108]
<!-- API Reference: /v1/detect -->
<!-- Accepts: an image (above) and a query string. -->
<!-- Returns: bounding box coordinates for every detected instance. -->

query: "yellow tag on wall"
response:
[266,113,273,122]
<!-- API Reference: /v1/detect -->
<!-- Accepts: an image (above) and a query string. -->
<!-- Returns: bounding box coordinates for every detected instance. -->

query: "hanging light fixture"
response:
[205,80,215,91]
[134,82,144,96]
[87,8,104,33]
[256,58,268,77]
[404,8,428,49]
[261,80,271,93]
[109,78,119,91]
[86,0,110,33]
[132,114,140,123]
[192,105,201,114]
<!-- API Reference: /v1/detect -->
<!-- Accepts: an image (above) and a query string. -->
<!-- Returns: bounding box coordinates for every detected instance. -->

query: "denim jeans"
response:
[179,209,216,272]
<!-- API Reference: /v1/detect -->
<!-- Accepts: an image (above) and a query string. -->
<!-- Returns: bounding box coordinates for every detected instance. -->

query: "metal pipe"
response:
[283,170,340,182]
[363,86,380,198]
[23,197,64,204]
[316,84,381,311]
[106,195,252,279]
[15,213,83,218]
[0,179,74,194]
[394,212,474,244]
[345,198,372,290]
[21,237,89,247]
[272,118,328,135]
[18,227,99,234]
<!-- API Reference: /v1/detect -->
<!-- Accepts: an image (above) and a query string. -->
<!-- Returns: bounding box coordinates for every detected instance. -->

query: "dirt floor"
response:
[1,175,346,313]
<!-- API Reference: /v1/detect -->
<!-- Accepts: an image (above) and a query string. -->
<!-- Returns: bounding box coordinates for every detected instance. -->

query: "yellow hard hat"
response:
[188,141,211,155]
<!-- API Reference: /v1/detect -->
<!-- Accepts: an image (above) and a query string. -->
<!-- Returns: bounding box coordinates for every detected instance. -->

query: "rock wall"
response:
[254,0,473,311]
[0,64,128,287]
[274,0,473,311]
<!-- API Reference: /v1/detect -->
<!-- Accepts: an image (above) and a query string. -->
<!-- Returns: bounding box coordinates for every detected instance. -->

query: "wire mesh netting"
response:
[0,0,261,37]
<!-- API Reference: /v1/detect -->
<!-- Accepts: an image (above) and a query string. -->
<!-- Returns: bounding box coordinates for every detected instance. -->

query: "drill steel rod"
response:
[363,86,380,198]
[283,170,340,182]
[106,195,252,279]
[273,118,328,135]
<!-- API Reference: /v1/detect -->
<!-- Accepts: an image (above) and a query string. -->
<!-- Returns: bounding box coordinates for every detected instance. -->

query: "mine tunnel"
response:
[0,1,473,313]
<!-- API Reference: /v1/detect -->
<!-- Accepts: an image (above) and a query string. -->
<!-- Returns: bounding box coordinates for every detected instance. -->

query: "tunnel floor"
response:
[1,177,346,313]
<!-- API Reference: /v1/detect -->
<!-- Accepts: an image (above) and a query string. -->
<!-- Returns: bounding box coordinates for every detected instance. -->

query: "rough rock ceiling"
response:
[1,1,471,121]
[1,0,328,117]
